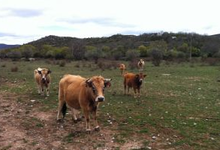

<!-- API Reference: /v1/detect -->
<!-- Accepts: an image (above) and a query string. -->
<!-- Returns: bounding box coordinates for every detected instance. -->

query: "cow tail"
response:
[62,102,67,118]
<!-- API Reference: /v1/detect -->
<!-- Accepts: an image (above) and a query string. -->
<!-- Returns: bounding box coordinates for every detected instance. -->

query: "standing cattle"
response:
[137,59,145,72]
[124,72,146,98]
[57,74,112,132]
[34,68,51,96]
[119,63,126,75]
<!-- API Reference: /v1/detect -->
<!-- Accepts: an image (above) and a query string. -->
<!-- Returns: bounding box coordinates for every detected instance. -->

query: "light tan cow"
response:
[57,74,112,132]
[137,59,145,72]
[34,68,51,96]
[119,63,126,75]
[124,72,146,98]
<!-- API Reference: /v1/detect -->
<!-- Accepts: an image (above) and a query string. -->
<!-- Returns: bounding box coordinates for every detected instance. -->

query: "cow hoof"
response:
[94,126,100,131]
[57,119,63,123]
[86,129,91,133]
[72,119,78,123]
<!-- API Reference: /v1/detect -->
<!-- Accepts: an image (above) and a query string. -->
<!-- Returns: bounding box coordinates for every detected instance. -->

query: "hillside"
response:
[2,32,220,60]
[27,32,216,51]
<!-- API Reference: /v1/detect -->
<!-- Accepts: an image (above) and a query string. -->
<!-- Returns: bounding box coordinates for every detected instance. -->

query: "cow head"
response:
[86,76,112,102]
[38,68,51,84]
[135,73,146,85]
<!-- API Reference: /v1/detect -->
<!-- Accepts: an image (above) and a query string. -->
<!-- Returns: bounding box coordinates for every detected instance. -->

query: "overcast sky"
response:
[0,0,219,44]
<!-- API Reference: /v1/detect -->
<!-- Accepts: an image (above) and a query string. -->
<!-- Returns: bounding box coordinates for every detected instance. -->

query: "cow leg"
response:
[92,109,100,131]
[124,84,127,95]
[83,110,91,132]
[46,85,49,96]
[133,88,137,98]
[37,84,41,94]
[137,88,141,97]
[127,87,130,94]
[71,108,80,123]
[41,87,44,96]
[57,100,65,121]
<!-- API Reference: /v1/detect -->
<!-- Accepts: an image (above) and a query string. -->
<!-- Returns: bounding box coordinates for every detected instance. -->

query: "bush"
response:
[126,49,140,61]
[59,61,66,67]
[151,49,163,66]
[11,66,18,72]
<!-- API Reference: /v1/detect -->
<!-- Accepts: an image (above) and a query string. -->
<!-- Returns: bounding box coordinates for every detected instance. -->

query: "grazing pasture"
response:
[0,59,220,150]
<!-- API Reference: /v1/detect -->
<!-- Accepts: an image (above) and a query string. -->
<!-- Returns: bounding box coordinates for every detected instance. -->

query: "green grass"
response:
[0,59,220,149]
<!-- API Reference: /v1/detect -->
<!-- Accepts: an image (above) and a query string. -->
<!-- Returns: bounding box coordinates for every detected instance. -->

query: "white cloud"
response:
[0,0,220,44]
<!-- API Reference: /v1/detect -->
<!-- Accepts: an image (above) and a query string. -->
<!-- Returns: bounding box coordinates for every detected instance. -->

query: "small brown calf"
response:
[137,59,145,72]
[119,63,126,75]
[123,72,146,98]
[34,68,51,96]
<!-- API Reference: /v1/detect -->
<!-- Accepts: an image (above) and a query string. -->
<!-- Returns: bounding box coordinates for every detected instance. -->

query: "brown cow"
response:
[124,72,146,98]
[57,74,112,132]
[119,63,126,75]
[34,68,51,96]
[137,59,145,72]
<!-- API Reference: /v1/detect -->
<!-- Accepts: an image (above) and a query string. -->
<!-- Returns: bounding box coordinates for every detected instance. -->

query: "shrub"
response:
[75,63,80,68]
[151,49,163,66]
[126,49,140,61]
[1,64,6,67]
[11,66,18,72]
[59,61,66,67]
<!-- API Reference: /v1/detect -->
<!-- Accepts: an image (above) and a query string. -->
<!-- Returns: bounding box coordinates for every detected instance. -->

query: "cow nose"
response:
[97,97,105,102]
[42,78,46,83]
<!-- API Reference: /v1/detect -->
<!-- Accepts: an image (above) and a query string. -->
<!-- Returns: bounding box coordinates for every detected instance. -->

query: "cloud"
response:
[59,17,135,28]
[1,8,43,18]
[0,32,19,37]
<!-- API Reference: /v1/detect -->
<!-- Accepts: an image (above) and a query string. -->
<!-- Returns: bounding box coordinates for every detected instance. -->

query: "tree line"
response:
[1,32,220,65]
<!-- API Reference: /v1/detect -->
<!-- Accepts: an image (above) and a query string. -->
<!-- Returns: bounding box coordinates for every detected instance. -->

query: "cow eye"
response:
[91,85,96,93]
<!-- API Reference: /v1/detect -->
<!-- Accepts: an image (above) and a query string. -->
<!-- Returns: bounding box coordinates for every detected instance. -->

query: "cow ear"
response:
[104,78,112,88]
[38,70,42,74]
[144,74,147,78]
[47,70,51,74]
[135,74,139,78]
[86,78,92,87]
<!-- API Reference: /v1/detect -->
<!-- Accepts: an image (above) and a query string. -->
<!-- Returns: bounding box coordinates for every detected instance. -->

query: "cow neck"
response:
[89,97,98,112]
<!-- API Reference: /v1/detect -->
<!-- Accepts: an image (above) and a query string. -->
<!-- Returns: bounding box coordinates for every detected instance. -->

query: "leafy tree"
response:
[111,48,123,60]
[71,40,85,60]
[151,49,163,66]
[85,46,103,63]
[138,45,148,57]
[7,51,22,60]
[19,45,36,60]
[125,49,140,61]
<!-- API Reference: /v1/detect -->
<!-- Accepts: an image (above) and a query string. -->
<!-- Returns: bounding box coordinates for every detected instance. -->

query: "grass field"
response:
[0,59,220,149]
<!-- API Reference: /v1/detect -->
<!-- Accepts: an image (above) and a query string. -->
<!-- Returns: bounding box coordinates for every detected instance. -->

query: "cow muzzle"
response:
[96,96,105,102]
[41,77,47,83]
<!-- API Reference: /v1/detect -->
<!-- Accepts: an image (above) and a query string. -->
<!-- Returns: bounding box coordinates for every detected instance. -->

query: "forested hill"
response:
[28,33,220,51]
[1,32,220,61]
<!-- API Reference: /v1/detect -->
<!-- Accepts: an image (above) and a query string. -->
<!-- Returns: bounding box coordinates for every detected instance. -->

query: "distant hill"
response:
[0,44,20,50]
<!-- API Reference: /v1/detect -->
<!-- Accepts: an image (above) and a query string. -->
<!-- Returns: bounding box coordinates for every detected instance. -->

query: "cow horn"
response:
[104,78,112,82]
[86,78,92,87]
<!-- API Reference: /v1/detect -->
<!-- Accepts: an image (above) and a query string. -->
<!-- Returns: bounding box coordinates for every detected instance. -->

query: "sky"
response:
[0,0,220,44]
